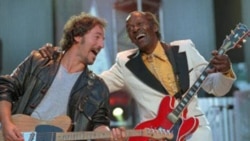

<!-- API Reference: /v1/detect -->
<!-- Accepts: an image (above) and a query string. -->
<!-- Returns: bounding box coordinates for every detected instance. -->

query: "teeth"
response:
[92,50,98,55]
[136,33,145,40]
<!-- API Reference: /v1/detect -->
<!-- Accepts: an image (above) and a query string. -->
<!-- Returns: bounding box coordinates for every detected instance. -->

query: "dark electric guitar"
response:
[128,23,250,141]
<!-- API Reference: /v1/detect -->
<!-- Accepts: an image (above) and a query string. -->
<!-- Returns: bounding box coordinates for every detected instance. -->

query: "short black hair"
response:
[127,11,161,40]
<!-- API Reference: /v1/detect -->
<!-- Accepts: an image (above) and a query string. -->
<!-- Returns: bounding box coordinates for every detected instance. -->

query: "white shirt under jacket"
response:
[100,39,236,126]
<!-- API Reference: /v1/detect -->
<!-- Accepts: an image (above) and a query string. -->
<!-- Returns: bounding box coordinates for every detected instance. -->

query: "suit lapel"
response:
[175,50,189,94]
[163,43,189,96]
[125,51,168,94]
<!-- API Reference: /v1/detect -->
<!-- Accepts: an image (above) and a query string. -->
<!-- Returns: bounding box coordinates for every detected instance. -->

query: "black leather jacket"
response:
[0,51,110,131]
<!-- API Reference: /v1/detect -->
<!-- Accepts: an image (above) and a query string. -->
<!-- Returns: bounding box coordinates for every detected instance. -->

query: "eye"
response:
[137,22,142,27]
[94,34,105,41]
[94,35,100,40]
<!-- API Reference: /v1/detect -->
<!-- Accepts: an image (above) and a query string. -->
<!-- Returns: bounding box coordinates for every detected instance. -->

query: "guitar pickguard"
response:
[22,125,64,141]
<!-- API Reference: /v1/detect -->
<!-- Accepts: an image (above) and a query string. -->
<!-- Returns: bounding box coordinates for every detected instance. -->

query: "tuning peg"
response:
[231,30,235,34]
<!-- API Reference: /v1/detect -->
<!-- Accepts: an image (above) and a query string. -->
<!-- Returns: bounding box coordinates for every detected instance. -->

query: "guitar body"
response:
[11,114,72,132]
[0,114,72,141]
[129,96,199,141]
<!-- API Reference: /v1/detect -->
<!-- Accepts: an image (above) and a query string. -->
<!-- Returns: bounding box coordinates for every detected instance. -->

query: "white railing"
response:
[199,90,250,141]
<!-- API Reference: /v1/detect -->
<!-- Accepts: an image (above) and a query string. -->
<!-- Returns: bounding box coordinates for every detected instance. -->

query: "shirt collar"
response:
[151,41,168,61]
[142,41,168,61]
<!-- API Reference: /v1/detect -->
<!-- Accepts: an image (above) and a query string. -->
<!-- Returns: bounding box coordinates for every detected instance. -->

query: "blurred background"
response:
[0,0,250,140]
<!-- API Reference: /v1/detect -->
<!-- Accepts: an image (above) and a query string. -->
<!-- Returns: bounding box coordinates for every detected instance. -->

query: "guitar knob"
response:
[235,44,242,48]
[242,39,247,43]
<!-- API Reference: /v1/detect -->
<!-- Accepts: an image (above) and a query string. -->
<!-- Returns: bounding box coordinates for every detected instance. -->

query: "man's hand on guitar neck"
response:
[207,50,232,74]
[111,127,127,141]
[94,125,127,141]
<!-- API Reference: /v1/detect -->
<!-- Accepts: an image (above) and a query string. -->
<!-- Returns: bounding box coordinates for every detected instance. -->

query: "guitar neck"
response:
[168,66,209,122]
[55,129,146,140]
[1,114,173,141]
[168,46,228,123]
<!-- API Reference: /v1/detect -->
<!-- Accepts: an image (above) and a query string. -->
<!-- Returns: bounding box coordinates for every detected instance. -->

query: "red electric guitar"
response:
[129,23,250,141]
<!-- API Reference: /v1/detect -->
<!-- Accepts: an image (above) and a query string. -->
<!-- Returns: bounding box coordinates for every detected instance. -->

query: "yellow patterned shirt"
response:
[142,41,178,96]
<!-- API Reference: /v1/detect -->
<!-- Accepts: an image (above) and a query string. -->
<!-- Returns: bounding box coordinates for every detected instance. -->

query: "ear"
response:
[74,36,82,43]
[153,24,159,32]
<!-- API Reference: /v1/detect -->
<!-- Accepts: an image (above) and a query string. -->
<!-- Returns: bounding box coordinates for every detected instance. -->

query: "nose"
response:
[135,25,141,31]
[97,38,105,49]
[131,25,140,33]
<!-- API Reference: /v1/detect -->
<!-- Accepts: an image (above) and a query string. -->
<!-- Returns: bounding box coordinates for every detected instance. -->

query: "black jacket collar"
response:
[125,42,189,96]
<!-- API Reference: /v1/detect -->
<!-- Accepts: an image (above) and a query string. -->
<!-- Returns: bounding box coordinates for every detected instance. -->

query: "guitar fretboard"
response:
[55,129,145,140]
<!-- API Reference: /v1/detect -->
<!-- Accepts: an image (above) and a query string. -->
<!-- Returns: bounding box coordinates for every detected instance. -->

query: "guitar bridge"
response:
[22,132,36,141]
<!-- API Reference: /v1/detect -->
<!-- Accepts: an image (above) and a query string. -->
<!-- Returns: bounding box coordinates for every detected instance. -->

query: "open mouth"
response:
[136,33,146,41]
[91,49,99,56]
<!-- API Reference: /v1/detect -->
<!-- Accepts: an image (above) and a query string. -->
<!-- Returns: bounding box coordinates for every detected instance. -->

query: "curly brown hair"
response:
[60,12,107,51]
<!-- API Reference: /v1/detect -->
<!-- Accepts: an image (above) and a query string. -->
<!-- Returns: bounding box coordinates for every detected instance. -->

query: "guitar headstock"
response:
[220,23,250,54]
[142,128,173,140]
